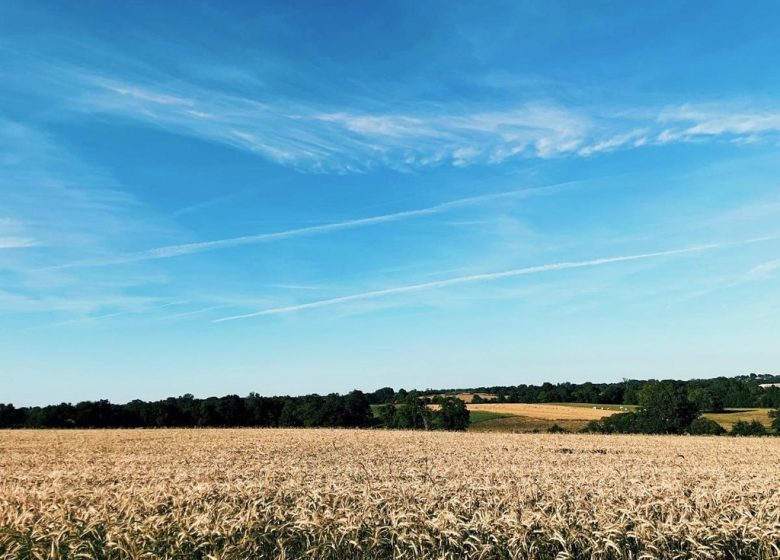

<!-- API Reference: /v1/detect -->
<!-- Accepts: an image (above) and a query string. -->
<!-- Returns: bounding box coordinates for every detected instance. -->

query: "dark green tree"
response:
[0,404,23,428]
[433,397,469,431]
[730,420,767,436]
[636,381,699,434]
[687,388,724,413]
[395,392,432,429]
[687,417,725,435]
[377,403,398,428]
[772,407,780,433]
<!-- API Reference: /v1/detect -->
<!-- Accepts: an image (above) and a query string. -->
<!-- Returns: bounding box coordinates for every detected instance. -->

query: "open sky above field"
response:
[2,1,780,405]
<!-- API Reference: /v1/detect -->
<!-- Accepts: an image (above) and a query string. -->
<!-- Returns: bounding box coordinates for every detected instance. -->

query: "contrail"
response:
[213,237,775,322]
[49,183,565,269]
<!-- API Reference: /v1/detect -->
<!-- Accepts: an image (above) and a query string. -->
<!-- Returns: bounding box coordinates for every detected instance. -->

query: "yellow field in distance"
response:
[467,402,620,420]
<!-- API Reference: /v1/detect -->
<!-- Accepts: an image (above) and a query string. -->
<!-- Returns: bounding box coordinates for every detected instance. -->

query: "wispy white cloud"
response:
[172,188,255,217]
[0,118,187,323]
[577,129,649,156]
[30,300,192,329]
[61,71,780,171]
[0,236,38,249]
[214,239,773,322]
[8,54,780,173]
[657,105,780,142]
[51,183,566,269]
[746,258,780,280]
[76,75,596,170]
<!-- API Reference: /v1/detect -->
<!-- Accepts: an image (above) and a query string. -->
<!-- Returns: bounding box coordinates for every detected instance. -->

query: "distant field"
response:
[468,410,514,425]
[466,403,617,433]
[437,392,497,403]
[550,402,637,412]
[467,403,619,421]
[464,402,775,432]
[703,408,774,428]
[3,429,779,559]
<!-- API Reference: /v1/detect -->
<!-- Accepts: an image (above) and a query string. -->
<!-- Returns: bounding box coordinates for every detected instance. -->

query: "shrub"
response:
[547,423,566,433]
[687,417,725,435]
[730,420,767,436]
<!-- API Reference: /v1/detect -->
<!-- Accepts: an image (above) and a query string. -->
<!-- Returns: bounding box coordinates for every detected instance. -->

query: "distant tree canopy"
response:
[375,392,470,431]
[584,381,701,435]
[432,397,470,431]
[0,392,375,430]
[582,379,778,436]
[430,374,780,409]
[0,388,468,432]
[2,373,778,434]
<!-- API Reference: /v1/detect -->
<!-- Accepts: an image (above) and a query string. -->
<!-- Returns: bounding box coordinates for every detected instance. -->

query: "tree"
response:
[246,394,283,426]
[0,404,23,428]
[377,404,398,428]
[370,387,395,405]
[395,392,432,430]
[688,388,724,413]
[636,381,699,434]
[760,387,780,409]
[622,380,642,405]
[598,384,624,405]
[433,398,469,431]
[217,395,245,426]
[342,390,372,427]
[585,381,700,434]
[772,407,780,433]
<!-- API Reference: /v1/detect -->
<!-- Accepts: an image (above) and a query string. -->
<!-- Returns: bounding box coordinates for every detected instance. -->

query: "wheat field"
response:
[2,429,780,560]
[466,402,621,420]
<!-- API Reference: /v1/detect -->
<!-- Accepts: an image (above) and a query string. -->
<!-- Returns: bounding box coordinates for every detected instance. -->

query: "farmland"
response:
[467,403,624,421]
[2,429,780,559]
[464,402,775,433]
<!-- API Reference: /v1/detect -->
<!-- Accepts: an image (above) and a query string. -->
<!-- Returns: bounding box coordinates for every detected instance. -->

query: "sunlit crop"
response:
[1,429,779,559]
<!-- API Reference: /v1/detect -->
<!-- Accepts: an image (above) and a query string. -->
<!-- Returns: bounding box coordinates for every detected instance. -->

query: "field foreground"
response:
[2,430,780,559]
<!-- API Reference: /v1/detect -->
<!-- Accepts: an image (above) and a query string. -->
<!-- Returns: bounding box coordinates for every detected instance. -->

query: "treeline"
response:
[433,373,780,410]
[3,373,779,434]
[581,380,780,436]
[0,392,370,429]
[0,388,469,431]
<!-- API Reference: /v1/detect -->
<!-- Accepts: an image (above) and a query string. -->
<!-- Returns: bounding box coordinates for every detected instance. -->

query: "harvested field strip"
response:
[703,408,773,428]
[466,402,619,420]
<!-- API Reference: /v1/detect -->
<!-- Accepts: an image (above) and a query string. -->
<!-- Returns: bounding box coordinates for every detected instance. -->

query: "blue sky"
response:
[2,1,780,405]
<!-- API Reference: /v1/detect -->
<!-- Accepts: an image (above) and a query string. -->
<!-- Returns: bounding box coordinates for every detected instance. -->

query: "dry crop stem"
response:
[1,429,779,559]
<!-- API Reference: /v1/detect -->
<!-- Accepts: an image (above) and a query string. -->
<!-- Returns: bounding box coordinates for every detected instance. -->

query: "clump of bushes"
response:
[584,381,699,434]
[730,420,767,436]
[687,417,725,435]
